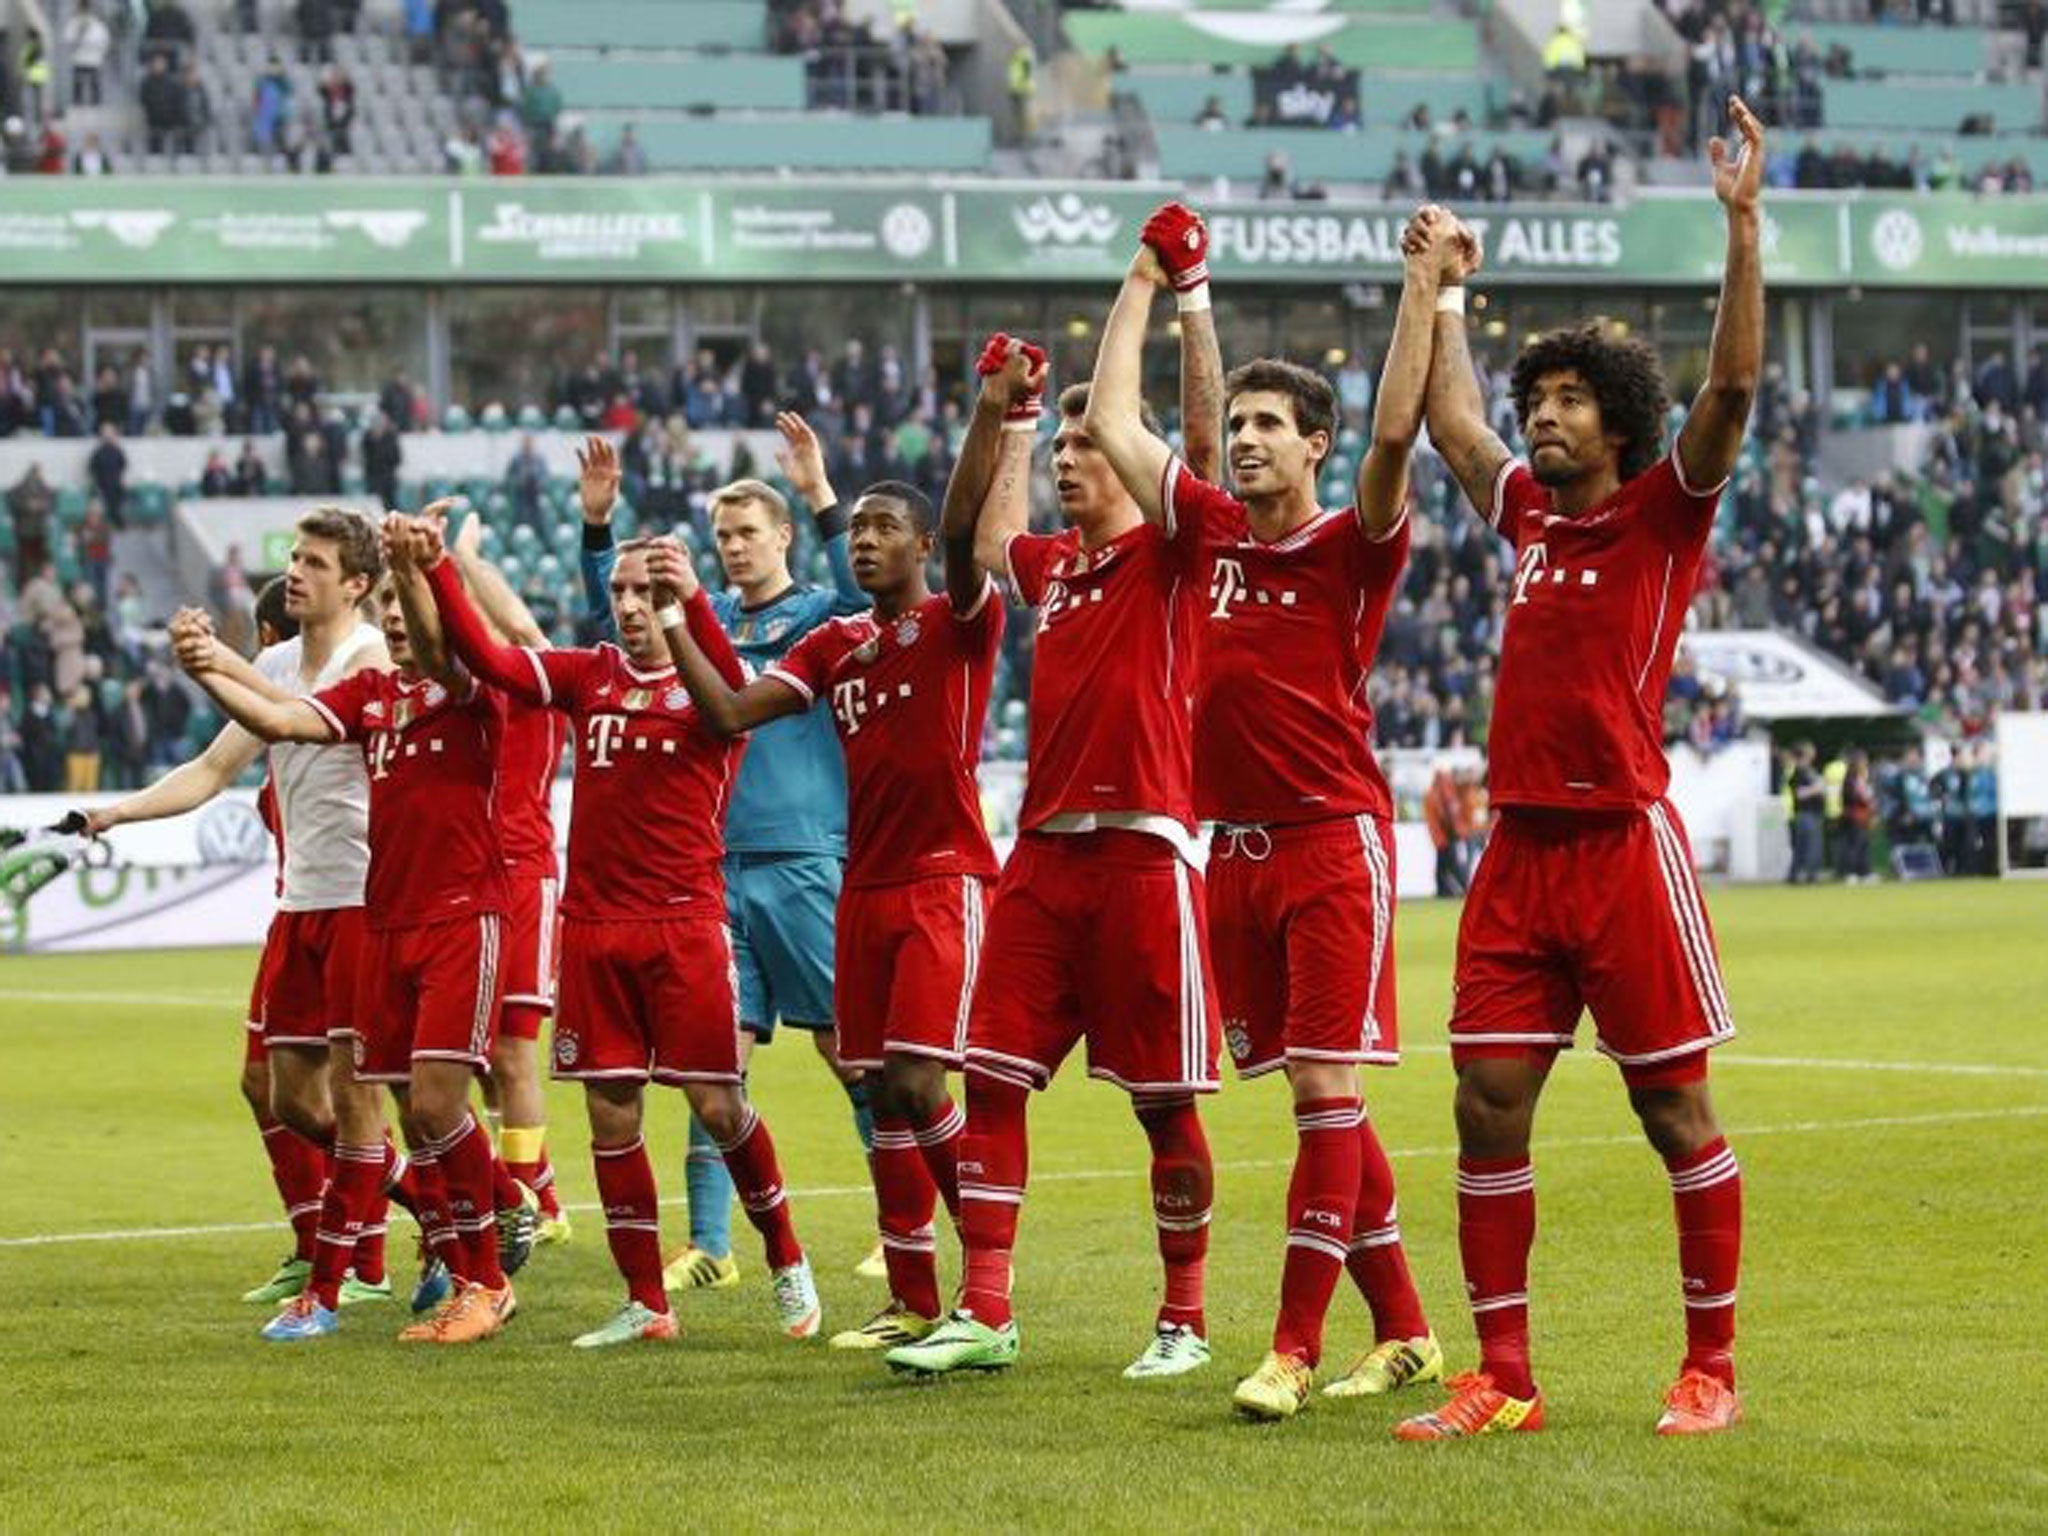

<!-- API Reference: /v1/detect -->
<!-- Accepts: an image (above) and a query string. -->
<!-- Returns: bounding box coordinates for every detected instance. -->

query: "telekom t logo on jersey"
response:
[832,678,871,735]
[585,713,628,766]
[1209,557,1247,618]
[1511,541,1601,606]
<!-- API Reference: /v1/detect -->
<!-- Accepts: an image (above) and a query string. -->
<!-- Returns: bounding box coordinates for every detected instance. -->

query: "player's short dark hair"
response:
[254,575,297,647]
[1510,321,1669,482]
[295,507,382,584]
[1224,358,1338,459]
[1058,381,1162,439]
[709,477,791,526]
[856,479,936,534]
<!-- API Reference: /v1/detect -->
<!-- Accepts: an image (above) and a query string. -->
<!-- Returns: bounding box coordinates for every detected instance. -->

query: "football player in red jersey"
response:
[1084,199,1444,1419]
[421,522,823,1348]
[175,526,519,1344]
[429,507,569,1248]
[885,313,1230,1382]
[652,480,1001,1352]
[1392,98,1766,1441]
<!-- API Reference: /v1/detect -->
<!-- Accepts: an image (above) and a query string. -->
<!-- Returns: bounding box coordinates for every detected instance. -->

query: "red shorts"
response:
[498,872,561,1033]
[1450,801,1735,1078]
[259,905,366,1049]
[835,874,990,1071]
[1209,814,1398,1079]
[551,916,742,1086]
[242,914,289,1065]
[349,914,504,1083]
[966,832,1220,1096]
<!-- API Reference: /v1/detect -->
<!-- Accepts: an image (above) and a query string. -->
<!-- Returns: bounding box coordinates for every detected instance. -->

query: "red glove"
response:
[976,332,1048,429]
[1141,202,1210,294]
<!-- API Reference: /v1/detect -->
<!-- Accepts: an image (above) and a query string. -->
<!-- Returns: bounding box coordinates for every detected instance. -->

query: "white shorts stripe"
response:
[1173,860,1201,1088]
[469,913,500,1063]
[954,875,984,1061]
[1647,804,1734,1036]
[1355,814,1393,1052]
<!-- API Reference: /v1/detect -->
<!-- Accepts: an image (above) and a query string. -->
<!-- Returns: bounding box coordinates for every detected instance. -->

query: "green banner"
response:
[0,178,2040,289]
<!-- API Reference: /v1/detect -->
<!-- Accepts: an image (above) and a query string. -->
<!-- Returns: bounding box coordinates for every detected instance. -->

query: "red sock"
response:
[870,1116,941,1319]
[257,1117,327,1263]
[506,1146,561,1218]
[352,1138,416,1287]
[435,1114,507,1290]
[1136,1094,1211,1337]
[489,1151,523,1213]
[715,1104,803,1271]
[1273,1097,1363,1365]
[309,1142,385,1309]
[1667,1137,1741,1387]
[1458,1154,1537,1398]
[592,1136,667,1313]
[910,1095,965,1223]
[957,1073,1029,1327]
[1346,1113,1431,1342]
[407,1148,463,1279]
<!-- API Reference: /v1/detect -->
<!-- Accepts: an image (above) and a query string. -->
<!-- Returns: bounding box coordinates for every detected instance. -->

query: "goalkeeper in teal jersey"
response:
[578,421,878,1288]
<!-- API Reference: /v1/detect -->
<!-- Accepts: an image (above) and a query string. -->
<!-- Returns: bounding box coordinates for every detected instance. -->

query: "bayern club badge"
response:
[897,618,921,647]
[422,681,447,708]
[554,1033,580,1069]
[664,687,688,711]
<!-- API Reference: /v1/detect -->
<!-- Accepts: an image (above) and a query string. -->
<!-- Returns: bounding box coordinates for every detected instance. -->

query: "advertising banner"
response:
[0,179,2036,289]
[1250,63,1363,127]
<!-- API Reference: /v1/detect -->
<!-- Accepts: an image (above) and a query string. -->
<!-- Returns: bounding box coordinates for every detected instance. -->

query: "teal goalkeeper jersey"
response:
[581,524,867,858]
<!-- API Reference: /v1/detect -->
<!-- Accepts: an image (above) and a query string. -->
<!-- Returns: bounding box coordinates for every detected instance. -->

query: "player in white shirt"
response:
[85,510,393,1303]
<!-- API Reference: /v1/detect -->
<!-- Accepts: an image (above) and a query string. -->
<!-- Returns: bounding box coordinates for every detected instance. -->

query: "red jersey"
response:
[765,581,1003,889]
[307,668,511,930]
[1163,456,1408,824]
[1487,450,1723,811]
[1005,518,1202,837]
[495,698,563,879]
[425,559,743,921]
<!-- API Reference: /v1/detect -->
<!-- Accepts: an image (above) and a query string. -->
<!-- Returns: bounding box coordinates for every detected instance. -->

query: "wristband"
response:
[655,604,684,630]
[813,500,848,540]
[1175,283,1211,314]
[1002,395,1043,432]
[581,521,614,552]
[1435,286,1467,315]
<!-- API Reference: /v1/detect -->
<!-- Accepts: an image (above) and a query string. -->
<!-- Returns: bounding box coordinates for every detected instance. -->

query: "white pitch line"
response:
[3,1102,2043,1250]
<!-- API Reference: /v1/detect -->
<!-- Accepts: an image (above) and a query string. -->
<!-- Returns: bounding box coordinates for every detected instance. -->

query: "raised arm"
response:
[646,538,800,738]
[1417,213,1511,522]
[1355,207,1445,536]
[1676,95,1765,494]
[84,717,262,833]
[176,641,333,745]
[384,513,465,689]
[1083,249,1174,522]
[424,555,551,707]
[1147,200,1225,485]
[945,334,1046,585]
[775,410,862,610]
[444,501,549,648]
[577,434,619,643]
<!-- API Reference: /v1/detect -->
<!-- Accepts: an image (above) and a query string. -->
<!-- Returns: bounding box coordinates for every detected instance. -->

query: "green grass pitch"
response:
[3,881,2046,1532]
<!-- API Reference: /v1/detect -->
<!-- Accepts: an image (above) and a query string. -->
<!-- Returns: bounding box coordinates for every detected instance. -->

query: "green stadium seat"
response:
[129,485,171,526]
[1153,124,1549,182]
[1067,12,1477,72]
[553,406,581,431]
[590,113,992,173]
[443,406,473,433]
[509,0,766,51]
[1820,79,2039,132]
[550,55,803,112]
[1802,23,1986,78]
[480,403,511,433]
[518,404,548,431]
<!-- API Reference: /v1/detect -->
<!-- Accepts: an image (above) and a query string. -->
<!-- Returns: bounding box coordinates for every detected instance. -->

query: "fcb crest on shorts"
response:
[622,688,653,711]
[1224,1022,1251,1063]
[554,1031,580,1069]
